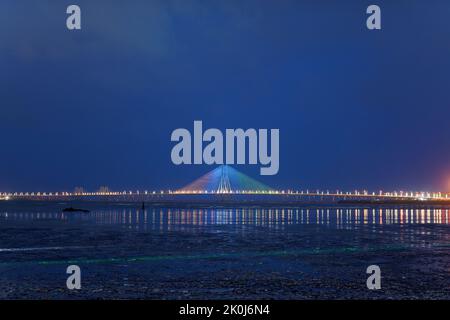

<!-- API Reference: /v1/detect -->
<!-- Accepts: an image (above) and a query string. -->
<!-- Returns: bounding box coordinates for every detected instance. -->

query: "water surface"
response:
[0,201,449,299]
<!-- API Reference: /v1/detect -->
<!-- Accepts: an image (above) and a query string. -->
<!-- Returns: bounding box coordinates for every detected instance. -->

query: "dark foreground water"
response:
[0,201,449,299]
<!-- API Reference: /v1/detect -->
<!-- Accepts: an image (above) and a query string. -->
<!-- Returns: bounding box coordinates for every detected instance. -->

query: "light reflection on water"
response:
[0,207,449,231]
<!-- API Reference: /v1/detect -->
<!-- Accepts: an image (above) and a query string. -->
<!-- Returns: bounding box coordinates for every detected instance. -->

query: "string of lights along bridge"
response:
[0,165,449,202]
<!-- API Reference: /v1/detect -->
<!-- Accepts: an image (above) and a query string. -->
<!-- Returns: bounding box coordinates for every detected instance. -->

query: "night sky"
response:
[1,0,449,192]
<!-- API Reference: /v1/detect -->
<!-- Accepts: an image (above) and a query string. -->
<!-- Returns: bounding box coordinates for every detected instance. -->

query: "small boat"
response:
[62,207,90,213]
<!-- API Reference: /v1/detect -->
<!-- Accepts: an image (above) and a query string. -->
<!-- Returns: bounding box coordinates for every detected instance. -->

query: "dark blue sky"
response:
[1,0,449,192]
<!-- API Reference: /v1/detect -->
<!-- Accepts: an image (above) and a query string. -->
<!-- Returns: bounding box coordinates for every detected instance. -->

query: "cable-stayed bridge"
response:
[179,165,272,194]
[1,165,449,205]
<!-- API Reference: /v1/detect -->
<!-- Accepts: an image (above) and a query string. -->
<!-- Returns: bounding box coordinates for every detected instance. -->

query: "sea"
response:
[0,201,449,299]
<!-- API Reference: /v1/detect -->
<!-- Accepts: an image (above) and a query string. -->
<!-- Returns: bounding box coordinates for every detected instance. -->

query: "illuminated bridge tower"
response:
[178,165,272,194]
[217,165,232,193]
